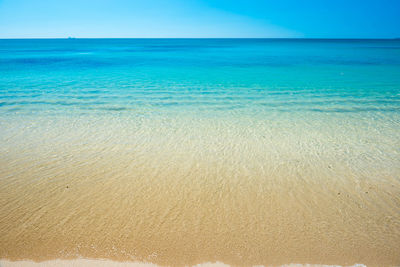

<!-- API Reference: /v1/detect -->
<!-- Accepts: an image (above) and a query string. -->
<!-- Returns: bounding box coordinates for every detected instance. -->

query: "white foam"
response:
[0,259,367,267]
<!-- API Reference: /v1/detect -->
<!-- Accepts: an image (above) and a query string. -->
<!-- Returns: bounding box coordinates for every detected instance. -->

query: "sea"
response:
[0,39,399,266]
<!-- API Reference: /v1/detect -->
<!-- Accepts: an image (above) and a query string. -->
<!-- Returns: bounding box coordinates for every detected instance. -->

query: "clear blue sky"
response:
[0,0,399,38]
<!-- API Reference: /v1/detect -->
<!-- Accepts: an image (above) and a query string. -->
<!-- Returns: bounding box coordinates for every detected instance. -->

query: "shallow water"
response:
[0,39,399,266]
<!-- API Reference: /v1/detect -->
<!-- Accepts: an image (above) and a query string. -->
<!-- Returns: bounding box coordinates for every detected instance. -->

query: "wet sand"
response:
[0,259,368,267]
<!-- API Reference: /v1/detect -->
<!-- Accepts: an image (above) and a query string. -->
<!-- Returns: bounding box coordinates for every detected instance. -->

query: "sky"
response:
[0,0,399,38]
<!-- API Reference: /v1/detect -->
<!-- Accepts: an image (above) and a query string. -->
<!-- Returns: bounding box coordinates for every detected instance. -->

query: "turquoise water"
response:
[1,39,400,116]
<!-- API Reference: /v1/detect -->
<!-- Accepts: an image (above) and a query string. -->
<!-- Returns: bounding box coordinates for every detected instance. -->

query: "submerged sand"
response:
[0,114,399,267]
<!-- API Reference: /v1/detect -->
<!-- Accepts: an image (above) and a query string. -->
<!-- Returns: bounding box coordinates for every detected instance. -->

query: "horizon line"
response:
[0,37,399,40]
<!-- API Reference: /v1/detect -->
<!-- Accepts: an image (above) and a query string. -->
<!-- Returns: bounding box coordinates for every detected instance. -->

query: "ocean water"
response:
[0,39,399,266]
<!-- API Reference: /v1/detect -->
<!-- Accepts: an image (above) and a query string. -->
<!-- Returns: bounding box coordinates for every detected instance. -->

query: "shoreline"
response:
[0,259,368,267]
